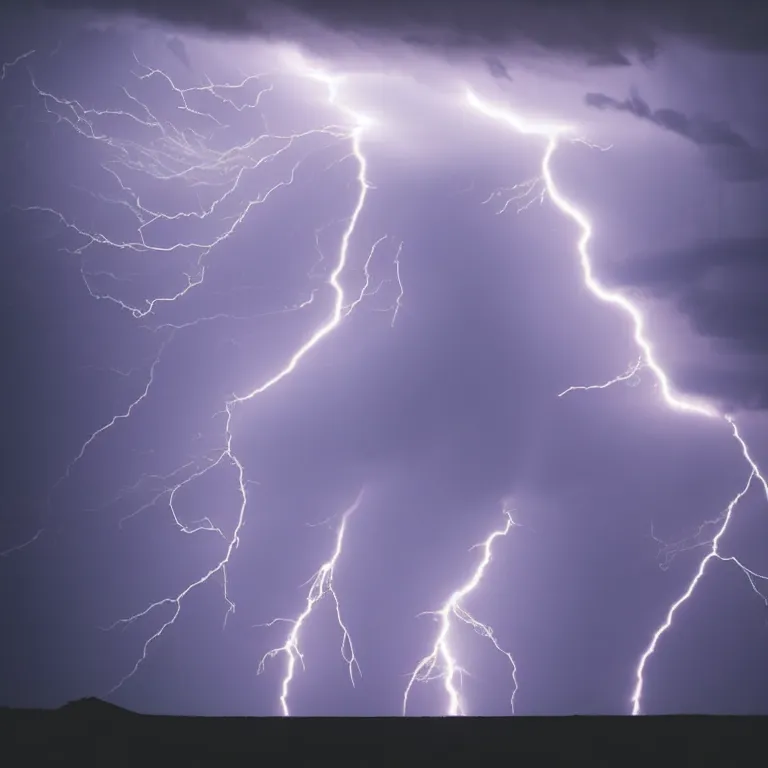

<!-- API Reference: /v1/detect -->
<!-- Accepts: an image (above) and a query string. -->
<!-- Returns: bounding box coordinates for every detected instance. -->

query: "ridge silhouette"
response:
[1,697,765,763]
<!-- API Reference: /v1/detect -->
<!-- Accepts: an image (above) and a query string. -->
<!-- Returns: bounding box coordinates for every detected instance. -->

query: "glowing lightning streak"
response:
[257,489,364,716]
[391,241,405,327]
[466,89,768,715]
[467,88,717,418]
[12,58,389,530]
[403,506,518,716]
[558,356,644,397]
[343,234,389,317]
[52,335,172,490]
[0,49,35,80]
[631,471,768,713]
[101,62,379,694]
[21,67,355,320]
[14,45,761,717]
[630,417,768,714]
[224,72,372,408]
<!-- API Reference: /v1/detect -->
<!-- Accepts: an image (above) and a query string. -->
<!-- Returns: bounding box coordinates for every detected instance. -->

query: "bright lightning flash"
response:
[11,45,407,705]
[8,38,767,718]
[466,89,768,715]
[403,506,519,716]
[256,489,364,716]
[103,62,385,696]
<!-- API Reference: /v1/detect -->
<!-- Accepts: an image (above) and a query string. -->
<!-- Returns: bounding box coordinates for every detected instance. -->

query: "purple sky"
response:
[2,2,768,717]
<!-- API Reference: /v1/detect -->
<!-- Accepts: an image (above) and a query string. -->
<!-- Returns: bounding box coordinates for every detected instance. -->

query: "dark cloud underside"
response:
[585,90,768,182]
[12,0,768,61]
[607,237,768,410]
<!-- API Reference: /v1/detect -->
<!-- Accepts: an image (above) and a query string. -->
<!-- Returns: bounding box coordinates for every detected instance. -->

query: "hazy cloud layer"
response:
[585,90,768,181]
[12,0,768,63]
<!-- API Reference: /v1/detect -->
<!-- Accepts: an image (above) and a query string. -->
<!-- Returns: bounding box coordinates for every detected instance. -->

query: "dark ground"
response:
[2,697,765,762]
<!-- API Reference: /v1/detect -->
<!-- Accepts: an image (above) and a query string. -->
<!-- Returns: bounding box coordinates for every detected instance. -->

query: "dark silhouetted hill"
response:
[1,698,764,762]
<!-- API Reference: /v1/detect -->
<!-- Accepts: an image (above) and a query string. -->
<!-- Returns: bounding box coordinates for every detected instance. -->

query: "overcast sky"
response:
[1,0,768,716]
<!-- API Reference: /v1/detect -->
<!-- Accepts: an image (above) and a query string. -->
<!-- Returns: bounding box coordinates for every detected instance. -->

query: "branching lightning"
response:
[21,60,351,318]
[6,32,766,718]
[466,89,768,715]
[100,60,387,695]
[558,356,644,397]
[403,505,519,716]
[10,43,409,707]
[53,334,173,492]
[1,49,34,80]
[635,471,768,702]
[256,489,364,716]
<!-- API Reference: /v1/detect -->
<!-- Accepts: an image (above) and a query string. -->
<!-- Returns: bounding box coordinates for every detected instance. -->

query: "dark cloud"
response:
[606,237,768,411]
[484,56,512,82]
[585,50,633,67]
[585,90,768,182]
[705,147,768,183]
[166,35,191,68]
[675,366,768,412]
[11,0,768,63]
[586,90,750,149]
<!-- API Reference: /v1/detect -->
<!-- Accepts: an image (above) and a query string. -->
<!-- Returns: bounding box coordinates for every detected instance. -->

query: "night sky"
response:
[2,1,768,717]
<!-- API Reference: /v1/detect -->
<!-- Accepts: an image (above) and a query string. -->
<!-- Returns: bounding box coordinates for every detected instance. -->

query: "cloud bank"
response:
[585,90,768,181]
[12,0,768,64]
[606,237,768,411]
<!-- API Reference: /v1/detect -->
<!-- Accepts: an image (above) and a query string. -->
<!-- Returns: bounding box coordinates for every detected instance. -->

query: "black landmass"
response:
[2,697,765,762]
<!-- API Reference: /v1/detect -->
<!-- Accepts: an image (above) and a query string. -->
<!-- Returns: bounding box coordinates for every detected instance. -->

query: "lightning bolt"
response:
[558,356,644,397]
[101,61,385,696]
[10,35,765,717]
[256,489,364,716]
[12,44,407,704]
[1,49,35,80]
[0,528,44,558]
[52,334,172,491]
[466,89,768,715]
[403,505,519,716]
[20,62,351,319]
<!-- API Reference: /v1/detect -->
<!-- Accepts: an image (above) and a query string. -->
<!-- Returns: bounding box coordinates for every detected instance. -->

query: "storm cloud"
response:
[483,56,513,82]
[166,35,191,68]
[585,90,768,181]
[606,237,768,410]
[12,0,768,63]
